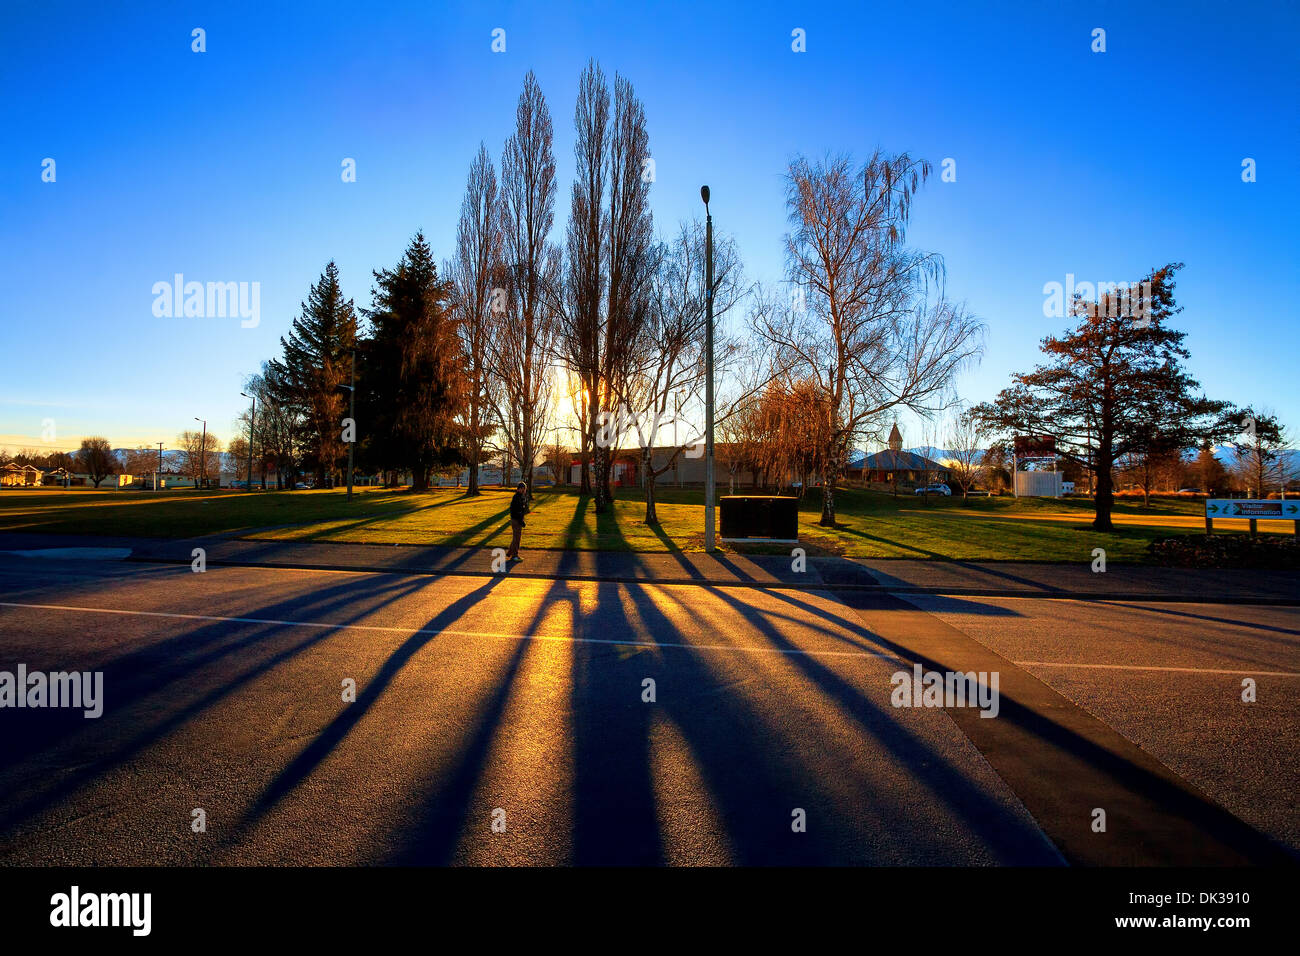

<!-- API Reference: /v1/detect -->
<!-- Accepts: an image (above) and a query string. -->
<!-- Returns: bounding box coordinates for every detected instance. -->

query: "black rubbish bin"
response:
[719,495,799,541]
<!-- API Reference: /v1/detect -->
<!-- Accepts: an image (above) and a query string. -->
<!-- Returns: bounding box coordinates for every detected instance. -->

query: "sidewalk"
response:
[1,530,1296,602]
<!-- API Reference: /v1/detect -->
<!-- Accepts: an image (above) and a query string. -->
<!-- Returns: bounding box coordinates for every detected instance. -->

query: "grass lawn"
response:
[0,484,1289,563]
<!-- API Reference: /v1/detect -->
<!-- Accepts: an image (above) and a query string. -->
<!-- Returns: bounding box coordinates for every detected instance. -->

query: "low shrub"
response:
[1148,534,1300,569]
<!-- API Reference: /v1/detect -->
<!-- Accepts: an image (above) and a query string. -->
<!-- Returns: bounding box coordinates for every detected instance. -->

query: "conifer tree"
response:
[276,261,357,486]
[360,233,466,490]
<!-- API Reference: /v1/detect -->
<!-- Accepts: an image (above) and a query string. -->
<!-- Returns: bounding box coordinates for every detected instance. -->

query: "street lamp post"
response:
[194,418,206,490]
[345,349,356,502]
[701,185,716,552]
[240,392,255,492]
[156,442,164,491]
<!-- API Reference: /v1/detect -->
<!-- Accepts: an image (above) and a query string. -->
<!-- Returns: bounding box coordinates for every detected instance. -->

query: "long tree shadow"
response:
[235,575,508,830]
[377,578,581,864]
[650,522,706,580]
[560,493,593,550]
[0,569,424,768]
[835,523,1086,591]
[0,571,430,840]
[247,493,464,541]
[1094,600,1300,642]
[568,579,664,864]
[802,588,1297,864]
[664,585,1060,864]
[613,585,891,863]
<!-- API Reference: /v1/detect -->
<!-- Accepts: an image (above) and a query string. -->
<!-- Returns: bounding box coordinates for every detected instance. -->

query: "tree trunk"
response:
[1093,447,1115,531]
[473,437,483,496]
[579,417,591,494]
[467,407,480,497]
[644,469,658,525]
[522,435,534,498]
[595,444,612,514]
[819,474,838,527]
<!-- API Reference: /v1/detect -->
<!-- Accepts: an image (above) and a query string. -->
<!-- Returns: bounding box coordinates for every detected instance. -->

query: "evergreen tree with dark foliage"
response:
[974,263,1234,531]
[358,233,467,490]
[274,262,357,486]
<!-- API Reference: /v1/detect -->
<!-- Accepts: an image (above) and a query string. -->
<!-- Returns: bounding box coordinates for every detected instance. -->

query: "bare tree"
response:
[244,363,299,489]
[1229,407,1291,497]
[122,446,158,476]
[945,409,986,499]
[543,432,570,486]
[616,221,744,523]
[76,437,118,487]
[177,430,221,484]
[555,61,611,495]
[449,143,503,496]
[752,152,984,525]
[594,74,657,511]
[550,63,655,512]
[226,436,251,482]
[490,70,560,496]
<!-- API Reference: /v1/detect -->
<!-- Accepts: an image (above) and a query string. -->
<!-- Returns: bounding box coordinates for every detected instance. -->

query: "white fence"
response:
[1015,471,1062,497]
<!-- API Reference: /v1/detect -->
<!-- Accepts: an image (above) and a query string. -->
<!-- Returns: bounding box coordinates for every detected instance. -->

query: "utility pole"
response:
[156,442,164,491]
[194,418,206,489]
[241,392,255,492]
[346,349,356,502]
[701,185,716,551]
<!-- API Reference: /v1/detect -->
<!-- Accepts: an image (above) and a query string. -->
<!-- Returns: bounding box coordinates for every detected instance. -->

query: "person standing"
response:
[506,481,529,561]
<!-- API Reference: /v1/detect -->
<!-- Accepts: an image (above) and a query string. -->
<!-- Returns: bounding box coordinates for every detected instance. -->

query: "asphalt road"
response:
[904,593,1300,855]
[0,552,1294,866]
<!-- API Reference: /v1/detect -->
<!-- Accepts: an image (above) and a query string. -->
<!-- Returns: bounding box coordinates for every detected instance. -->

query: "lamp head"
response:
[700,185,710,206]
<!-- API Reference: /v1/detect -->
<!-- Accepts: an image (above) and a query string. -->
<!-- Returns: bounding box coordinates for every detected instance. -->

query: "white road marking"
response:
[1014,660,1300,678]
[0,600,905,663]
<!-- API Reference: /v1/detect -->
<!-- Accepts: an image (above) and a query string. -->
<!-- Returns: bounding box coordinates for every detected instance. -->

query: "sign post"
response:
[1205,498,1300,536]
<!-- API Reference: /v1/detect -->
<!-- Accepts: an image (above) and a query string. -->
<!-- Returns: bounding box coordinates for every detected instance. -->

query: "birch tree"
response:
[753,152,983,526]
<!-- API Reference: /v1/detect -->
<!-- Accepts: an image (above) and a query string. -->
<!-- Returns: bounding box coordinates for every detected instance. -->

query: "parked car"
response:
[913,484,952,496]
[1177,487,1203,494]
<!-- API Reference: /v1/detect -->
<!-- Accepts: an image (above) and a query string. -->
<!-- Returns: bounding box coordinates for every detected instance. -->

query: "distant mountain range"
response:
[855,445,1300,469]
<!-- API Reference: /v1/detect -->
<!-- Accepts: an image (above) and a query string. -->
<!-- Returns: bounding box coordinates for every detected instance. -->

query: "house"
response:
[566,444,741,488]
[1,463,43,487]
[569,452,640,487]
[860,449,950,484]
[858,424,949,485]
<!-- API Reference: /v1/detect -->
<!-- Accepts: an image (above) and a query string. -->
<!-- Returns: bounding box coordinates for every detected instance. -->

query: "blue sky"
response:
[2,0,1297,453]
